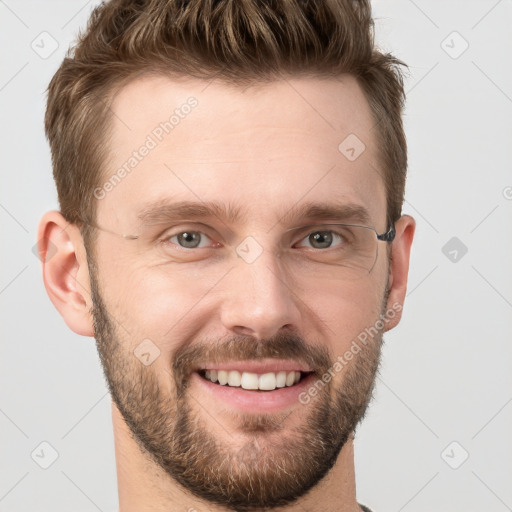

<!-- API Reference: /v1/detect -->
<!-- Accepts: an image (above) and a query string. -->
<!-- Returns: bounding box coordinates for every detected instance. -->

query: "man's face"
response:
[89,75,390,510]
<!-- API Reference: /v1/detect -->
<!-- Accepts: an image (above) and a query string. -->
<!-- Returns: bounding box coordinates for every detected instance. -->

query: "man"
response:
[37,0,415,510]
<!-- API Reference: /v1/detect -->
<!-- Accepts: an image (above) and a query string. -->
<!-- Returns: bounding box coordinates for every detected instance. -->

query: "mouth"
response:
[197,369,313,392]
[189,359,318,413]
[191,363,317,413]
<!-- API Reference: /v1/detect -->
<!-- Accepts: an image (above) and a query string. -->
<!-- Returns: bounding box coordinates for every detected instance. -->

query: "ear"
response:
[384,214,416,331]
[37,211,95,336]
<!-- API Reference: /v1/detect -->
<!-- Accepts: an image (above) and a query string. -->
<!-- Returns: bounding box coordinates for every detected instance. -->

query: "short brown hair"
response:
[45,0,408,232]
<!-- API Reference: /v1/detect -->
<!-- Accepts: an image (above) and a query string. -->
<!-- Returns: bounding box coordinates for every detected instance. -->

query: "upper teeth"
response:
[204,370,302,391]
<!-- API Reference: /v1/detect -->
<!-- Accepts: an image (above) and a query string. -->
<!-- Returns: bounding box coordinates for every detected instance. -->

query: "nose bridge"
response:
[219,237,301,339]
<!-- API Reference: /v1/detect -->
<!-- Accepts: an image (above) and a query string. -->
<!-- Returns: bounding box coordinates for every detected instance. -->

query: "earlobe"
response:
[384,214,416,331]
[37,211,95,337]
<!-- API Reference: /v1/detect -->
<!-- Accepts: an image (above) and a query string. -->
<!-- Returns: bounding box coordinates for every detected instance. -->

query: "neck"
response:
[112,402,361,512]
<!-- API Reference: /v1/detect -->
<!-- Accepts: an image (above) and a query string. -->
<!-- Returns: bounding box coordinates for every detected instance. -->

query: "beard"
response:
[88,263,385,511]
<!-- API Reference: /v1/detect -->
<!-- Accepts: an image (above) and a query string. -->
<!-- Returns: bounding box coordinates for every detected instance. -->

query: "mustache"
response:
[172,331,332,391]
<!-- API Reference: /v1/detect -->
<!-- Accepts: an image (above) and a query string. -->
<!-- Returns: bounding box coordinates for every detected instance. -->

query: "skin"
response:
[38,75,415,511]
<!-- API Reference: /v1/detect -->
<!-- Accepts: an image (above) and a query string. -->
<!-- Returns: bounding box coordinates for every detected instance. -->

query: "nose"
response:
[219,247,302,340]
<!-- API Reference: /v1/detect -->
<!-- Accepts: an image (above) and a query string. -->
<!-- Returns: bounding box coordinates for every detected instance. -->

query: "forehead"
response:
[98,74,387,230]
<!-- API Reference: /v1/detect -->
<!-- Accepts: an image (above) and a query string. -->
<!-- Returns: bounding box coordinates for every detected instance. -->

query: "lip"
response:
[195,359,313,374]
[190,370,316,414]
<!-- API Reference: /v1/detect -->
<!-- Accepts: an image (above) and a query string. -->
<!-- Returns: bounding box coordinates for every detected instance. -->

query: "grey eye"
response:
[308,231,334,249]
[172,231,209,249]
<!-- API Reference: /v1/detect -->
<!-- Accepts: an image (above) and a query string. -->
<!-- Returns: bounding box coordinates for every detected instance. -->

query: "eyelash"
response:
[160,227,345,251]
[164,230,218,249]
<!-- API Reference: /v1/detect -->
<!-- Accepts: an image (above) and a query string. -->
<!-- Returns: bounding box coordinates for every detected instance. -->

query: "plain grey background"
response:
[1,1,511,511]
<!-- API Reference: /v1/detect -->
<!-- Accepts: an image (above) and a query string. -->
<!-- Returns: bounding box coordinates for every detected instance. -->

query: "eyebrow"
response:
[136,199,373,229]
[137,199,247,225]
[277,201,372,227]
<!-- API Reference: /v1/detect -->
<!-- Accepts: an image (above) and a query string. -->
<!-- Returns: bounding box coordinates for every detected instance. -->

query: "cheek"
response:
[103,265,209,353]
[308,277,385,353]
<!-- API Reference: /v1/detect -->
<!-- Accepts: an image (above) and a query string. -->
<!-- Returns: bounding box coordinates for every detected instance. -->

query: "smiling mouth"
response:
[197,369,313,392]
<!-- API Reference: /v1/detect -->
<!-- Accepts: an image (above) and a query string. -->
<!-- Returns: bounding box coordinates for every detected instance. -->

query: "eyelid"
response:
[286,222,364,231]
[157,223,353,250]
[289,223,348,236]
[159,225,222,249]
[293,226,345,247]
